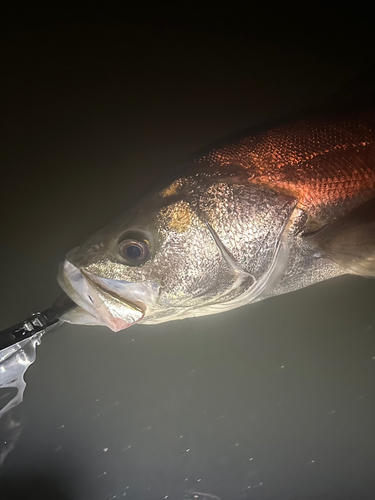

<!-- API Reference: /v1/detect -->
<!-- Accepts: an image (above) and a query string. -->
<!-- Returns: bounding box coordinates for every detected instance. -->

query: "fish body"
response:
[58,100,375,331]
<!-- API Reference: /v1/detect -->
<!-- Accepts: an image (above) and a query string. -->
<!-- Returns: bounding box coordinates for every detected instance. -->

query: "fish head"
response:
[58,171,296,331]
[57,177,239,331]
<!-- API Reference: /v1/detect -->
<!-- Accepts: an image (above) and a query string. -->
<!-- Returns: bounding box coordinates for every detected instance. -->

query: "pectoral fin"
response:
[307,197,375,276]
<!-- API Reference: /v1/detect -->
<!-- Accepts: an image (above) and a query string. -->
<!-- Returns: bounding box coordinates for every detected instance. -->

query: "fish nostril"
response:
[88,295,94,304]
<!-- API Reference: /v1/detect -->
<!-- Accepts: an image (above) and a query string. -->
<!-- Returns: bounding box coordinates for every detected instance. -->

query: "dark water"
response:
[1,13,375,500]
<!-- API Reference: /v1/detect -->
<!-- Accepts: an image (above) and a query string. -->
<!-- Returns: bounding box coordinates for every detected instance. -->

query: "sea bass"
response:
[57,94,375,332]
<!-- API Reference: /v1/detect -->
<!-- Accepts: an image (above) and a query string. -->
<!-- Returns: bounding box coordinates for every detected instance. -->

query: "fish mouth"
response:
[57,260,157,332]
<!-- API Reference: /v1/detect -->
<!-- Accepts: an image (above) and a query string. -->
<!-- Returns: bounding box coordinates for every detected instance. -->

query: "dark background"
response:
[1,3,375,500]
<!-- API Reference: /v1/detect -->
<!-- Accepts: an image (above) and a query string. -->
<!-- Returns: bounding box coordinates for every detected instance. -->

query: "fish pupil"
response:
[118,231,150,264]
[126,244,142,259]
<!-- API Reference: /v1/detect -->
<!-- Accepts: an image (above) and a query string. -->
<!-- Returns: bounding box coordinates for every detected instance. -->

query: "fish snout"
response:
[65,241,109,270]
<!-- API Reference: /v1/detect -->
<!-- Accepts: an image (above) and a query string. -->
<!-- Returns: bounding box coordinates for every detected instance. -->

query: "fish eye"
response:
[117,233,151,265]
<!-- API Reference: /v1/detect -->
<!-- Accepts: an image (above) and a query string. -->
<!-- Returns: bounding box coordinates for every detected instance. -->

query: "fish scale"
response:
[195,110,375,224]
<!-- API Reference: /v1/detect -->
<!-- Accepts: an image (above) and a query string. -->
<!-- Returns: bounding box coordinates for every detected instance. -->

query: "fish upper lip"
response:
[81,271,144,315]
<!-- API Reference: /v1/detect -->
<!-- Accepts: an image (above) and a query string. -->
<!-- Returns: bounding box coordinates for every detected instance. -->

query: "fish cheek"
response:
[153,201,237,308]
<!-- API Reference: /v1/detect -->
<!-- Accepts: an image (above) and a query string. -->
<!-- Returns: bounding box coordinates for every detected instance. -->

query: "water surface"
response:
[1,17,375,500]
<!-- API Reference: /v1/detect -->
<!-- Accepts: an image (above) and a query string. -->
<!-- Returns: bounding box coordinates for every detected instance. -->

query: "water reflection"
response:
[0,411,24,467]
[0,333,42,419]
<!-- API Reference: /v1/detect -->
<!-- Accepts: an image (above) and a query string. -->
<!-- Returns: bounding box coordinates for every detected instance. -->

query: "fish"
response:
[57,74,375,332]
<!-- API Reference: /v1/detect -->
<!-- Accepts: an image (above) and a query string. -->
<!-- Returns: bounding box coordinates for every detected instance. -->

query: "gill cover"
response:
[160,178,298,317]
